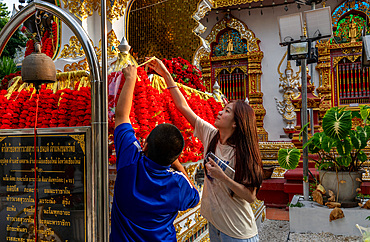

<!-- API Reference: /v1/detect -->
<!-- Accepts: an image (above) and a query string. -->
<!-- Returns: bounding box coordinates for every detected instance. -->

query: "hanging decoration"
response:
[23,21,59,59]
[2,64,222,166]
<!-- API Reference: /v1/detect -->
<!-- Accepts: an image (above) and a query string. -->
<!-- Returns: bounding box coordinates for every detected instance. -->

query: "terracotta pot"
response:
[319,170,363,203]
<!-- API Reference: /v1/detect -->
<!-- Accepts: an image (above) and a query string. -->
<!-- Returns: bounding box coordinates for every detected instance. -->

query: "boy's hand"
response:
[145,57,169,77]
[122,65,137,80]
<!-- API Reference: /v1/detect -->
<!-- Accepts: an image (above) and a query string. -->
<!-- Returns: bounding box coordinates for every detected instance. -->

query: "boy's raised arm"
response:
[115,65,137,128]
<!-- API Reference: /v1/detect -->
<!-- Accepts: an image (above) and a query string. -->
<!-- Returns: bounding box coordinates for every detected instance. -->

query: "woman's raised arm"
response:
[146,58,197,128]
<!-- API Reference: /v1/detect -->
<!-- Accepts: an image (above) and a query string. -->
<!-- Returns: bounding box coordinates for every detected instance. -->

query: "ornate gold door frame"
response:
[194,15,267,141]
[316,0,370,118]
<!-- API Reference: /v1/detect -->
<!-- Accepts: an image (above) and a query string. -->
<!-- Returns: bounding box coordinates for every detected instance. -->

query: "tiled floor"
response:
[265,207,289,221]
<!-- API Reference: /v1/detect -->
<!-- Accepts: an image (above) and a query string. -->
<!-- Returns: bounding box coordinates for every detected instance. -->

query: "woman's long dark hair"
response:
[206,100,263,196]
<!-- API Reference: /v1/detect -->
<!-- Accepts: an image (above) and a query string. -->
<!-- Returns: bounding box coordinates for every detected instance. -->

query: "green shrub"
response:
[0,56,17,80]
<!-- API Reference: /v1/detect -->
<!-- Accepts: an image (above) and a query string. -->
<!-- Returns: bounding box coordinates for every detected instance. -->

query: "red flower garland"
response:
[0,58,222,165]
[24,24,56,58]
[161,57,205,92]
[0,71,21,90]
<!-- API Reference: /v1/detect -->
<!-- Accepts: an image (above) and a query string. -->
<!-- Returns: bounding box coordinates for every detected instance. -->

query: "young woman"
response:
[147,58,263,242]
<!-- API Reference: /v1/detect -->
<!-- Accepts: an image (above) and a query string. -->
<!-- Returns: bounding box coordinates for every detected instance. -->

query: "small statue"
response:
[227,36,233,56]
[349,18,357,43]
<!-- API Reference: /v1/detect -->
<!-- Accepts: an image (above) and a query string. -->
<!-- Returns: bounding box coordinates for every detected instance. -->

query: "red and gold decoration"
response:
[316,0,370,116]
[1,62,222,166]
[0,71,21,91]
[195,15,267,141]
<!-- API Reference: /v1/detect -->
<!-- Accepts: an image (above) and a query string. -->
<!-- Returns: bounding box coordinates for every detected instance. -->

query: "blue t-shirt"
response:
[110,123,200,242]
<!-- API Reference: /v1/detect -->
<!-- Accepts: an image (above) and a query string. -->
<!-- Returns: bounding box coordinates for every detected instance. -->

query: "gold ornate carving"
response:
[100,30,121,59]
[62,0,126,23]
[330,41,362,50]
[59,30,120,71]
[213,66,247,78]
[62,0,92,20]
[272,167,287,178]
[332,54,361,67]
[222,60,239,66]
[184,163,199,186]
[192,0,212,21]
[212,0,260,8]
[63,59,89,72]
[176,217,208,241]
[210,53,249,62]
[59,36,86,59]
[342,47,362,55]
[206,18,260,53]
[259,141,295,161]
[193,45,211,71]
[69,135,86,155]
[107,0,128,22]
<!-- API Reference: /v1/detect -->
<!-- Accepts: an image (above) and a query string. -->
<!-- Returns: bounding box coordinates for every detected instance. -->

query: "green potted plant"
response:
[278,105,370,204]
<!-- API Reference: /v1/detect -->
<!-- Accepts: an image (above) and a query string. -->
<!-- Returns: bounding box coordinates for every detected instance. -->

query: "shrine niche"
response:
[195,15,267,141]
[20,0,62,60]
[316,0,370,114]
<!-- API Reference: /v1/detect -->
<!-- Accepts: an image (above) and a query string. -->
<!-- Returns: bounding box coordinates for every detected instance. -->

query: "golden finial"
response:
[322,0,326,7]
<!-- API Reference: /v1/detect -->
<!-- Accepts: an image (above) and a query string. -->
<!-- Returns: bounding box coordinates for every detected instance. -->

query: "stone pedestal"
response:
[289,195,370,236]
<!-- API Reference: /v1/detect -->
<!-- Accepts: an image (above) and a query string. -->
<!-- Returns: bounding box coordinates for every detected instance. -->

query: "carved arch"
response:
[194,15,267,141]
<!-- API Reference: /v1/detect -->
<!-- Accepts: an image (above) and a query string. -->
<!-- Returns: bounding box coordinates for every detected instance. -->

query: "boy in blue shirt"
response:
[110,65,200,241]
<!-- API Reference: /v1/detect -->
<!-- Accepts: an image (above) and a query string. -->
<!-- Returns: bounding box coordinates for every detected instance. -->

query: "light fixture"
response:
[238,6,241,11]
[304,7,332,40]
[288,42,309,60]
[278,12,303,44]
[297,4,301,9]
[227,8,230,12]
[284,5,288,11]
[272,0,275,5]
[261,10,263,15]
[216,10,219,14]
[260,1,263,7]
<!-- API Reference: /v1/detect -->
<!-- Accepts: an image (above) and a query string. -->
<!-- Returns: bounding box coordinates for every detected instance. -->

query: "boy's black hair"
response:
[146,123,184,166]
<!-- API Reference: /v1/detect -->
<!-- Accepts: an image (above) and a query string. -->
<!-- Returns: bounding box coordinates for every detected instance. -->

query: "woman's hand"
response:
[205,158,227,181]
[145,57,170,77]
[206,158,257,203]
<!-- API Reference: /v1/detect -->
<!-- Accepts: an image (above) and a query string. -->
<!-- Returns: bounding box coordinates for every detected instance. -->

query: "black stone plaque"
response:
[0,130,88,242]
